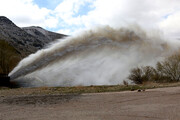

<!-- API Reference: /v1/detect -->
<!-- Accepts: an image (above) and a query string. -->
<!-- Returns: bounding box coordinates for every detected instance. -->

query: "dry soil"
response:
[0,87,180,120]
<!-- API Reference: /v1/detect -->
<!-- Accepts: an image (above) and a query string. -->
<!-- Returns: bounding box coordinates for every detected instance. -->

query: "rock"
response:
[137,89,142,92]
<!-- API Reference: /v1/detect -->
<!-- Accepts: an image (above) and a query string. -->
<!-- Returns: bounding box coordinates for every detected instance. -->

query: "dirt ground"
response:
[0,87,180,120]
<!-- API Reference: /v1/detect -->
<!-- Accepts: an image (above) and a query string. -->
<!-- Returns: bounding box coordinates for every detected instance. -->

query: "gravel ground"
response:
[0,87,180,120]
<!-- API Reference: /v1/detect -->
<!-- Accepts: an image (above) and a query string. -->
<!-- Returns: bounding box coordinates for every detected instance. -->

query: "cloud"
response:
[57,29,71,35]
[54,0,93,25]
[80,0,179,28]
[0,0,57,28]
[55,0,180,37]
[0,0,179,37]
[159,11,180,38]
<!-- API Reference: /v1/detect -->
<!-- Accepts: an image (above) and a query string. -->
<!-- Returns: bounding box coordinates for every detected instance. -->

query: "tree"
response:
[128,66,156,84]
[156,54,180,82]
[128,67,144,84]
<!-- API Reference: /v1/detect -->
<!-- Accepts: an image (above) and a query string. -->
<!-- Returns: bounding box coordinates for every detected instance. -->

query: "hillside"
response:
[0,40,21,74]
[22,26,66,46]
[0,16,66,73]
[0,16,66,56]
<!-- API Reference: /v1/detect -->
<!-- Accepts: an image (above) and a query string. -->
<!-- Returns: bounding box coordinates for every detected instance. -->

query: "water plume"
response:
[9,26,180,87]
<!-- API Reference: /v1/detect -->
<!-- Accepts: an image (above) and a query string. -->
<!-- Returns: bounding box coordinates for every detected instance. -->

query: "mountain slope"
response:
[22,26,66,45]
[0,16,66,56]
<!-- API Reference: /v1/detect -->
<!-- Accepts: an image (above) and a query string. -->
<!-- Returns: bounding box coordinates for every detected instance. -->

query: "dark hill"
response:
[0,16,67,56]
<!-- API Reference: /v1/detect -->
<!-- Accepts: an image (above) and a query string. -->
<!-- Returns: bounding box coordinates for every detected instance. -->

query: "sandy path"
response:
[0,87,180,120]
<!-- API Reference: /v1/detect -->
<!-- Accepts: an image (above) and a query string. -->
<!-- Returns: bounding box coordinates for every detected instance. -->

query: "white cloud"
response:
[44,16,59,28]
[54,0,92,26]
[57,29,71,35]
[81,0,179,28]
[0,0,57,28]
[0,0,180,37]
[159,11,180,37]
[54,0,180,37]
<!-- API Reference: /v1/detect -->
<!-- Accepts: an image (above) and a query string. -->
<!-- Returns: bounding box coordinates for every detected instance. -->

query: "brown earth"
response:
[0,87,180,120]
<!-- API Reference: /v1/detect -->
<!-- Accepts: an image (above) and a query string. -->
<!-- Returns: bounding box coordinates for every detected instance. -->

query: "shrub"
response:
[142,66,156,81]
[128,67,144,84]
[128,66,156,84]
[123,80,129,86]
[128,52,180,84]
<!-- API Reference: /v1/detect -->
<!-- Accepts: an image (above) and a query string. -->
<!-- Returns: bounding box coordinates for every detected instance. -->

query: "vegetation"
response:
[128,52,180,84]
[1,82,180,96]
[0,40,21,74]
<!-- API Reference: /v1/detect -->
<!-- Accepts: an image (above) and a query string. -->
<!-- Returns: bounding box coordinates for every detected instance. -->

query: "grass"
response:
[1,82,180,96]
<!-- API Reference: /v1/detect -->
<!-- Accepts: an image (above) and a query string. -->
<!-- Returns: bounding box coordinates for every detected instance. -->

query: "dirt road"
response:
[0,87,180,120]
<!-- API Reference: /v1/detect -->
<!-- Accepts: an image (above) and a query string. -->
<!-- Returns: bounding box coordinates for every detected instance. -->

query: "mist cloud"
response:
[9,26,180,87]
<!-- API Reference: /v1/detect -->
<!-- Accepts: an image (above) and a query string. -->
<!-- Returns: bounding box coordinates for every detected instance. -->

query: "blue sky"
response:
[0,0,180,37]
[33,0,62,9]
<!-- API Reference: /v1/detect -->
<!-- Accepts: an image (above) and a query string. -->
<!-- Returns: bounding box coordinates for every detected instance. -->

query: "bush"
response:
[123,80,129,86]
[128,66,155,84]
[128,52,180,84]
[142,66,156,81]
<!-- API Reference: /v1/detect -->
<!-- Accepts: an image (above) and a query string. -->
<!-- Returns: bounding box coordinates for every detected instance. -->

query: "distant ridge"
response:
[22,26,66,45]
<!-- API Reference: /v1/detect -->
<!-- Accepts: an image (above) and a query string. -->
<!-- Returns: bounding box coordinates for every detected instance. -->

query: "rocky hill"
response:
[0,16,66,56]
[22,26,66,46]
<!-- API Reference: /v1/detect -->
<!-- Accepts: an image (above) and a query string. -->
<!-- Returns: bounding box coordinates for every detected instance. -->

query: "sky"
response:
[0,0,179,37]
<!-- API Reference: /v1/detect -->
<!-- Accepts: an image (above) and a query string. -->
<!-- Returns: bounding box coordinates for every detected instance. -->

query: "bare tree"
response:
[128,67,144,84]
[128,66,156,84]
[156,54,180,82]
